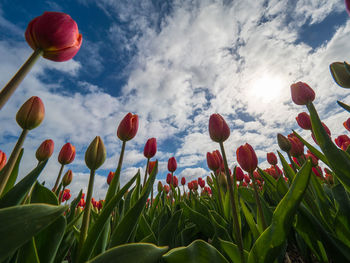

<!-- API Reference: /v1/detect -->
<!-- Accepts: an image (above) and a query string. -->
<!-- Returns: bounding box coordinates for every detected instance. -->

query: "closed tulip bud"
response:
[244,174,250,184]
[173,176,179,187]
[206,151,222,171]
[288,134,304,157]
[266,152,277,165]
[305,153,318,167]
[236,143,258,173]
[187,181,194,190]
[163,185,170,194]
[157,181,163,192]
[62,169,73,186]
[168,157,177,172]
[209,114,230,142]
[16,96,45,130]
[296,112,312,130]
[217,172,227,191]
[166,173,172,184]
[36,139,54,162]
[312,166,323,179]
[0,150,7,171]
[117,113,139,141]
[290,82,315,105]
[198,177,205,188]
[25,12,82,62]
[144,138,157,159]
[192,180,198,190]
[58,143,76,165]
[85,136,106,170]
[277,133,291,152]
[181,177,186,185]
[148,160,157,175]
[330,62,350,88]
[343,118,350,132]
[235,167,245,181]
[107,171,114,185]
[206,176,213,185]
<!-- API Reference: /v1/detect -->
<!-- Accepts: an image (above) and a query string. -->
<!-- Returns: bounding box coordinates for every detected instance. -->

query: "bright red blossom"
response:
[168,157,177,172]
[143,138,157,159]
[208,114,230,142]
[58,143,76,165]
[107,171,114,185]
[181,177,186,185]
[290,82,315,105]
[266,152,278,165]
[117,113,139,141]
[343,118,350,132]
[296,112,312,130]
[236,143,258,173]
[0,150,7,171]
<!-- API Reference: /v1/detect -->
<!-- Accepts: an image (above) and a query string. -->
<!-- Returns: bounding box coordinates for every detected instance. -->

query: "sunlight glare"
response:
[249,75,284,103]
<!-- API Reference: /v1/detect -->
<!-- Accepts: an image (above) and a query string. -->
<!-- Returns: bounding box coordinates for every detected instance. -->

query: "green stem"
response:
[53,164,65,193]
[0,129,28,196]
[59,186,66,204]
[214,171,225,215]
[78,169,96,259]
[143,158,150,187]
[249,171,267,230]
[0,49,43,110]
[219,142,246,263]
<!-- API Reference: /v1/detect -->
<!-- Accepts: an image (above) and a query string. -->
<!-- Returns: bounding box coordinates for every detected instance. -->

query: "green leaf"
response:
[0,204,67,261]
[0,161,47,208]
[337,100,350,113]
[87,243,168,263]
[163,239,229,263]
[158,209,183,246]
[78,172,138,263]
[248,160,312,263]
[219,239,249,263]
[31,181,58,205]
[2,148,23,195]
[240,198,260,240]
[277,151,295,182]
[109,162,157,247]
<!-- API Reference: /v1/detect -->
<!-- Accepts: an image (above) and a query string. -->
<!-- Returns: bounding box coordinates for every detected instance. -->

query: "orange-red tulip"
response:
[209,114,230,142]
[236,143,258,173]
[290,82,315,105]
[117,113,139,141]
[36,139,54,162]
[58,143,76,165]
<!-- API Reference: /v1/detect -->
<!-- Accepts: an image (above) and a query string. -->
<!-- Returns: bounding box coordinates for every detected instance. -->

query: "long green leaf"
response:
[248,160,312,263]
[158,209,183,246]
[0,204,67,261]
[2,148,24,195]
[337,100,350,113]
[87,243,168,263]
[31,181,58,205]
[0,161,47,208]
[162,239,228,263]
[219,239,249,263]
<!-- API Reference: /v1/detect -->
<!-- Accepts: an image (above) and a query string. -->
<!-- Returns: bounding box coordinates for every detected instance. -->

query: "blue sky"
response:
[0,0,350,199]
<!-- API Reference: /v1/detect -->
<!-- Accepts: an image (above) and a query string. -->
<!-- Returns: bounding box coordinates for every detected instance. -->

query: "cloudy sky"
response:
[0,0,349,199]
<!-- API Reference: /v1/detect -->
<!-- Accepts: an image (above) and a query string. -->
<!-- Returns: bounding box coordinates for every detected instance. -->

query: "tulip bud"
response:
[192,180,199,190]
[217,172,227,192]
[144,138,157,159]
[16,96,45,130]
[107,171,114,185]
[173,176,179,187]
[277,133,291,152]
[187,181,194,190]
[209,114,230,142]
[335,135,350,151]
[181,177,186,185]
[296,112,312,130]
[25,12,82,62]
[236,143,258,173]
[343,118,350,132]
[244,174,250,184]
[117,113,139,141]
[166,173,172,184]
[290,82,315,105]
[148,161,157,175]
[157,181,163,192]
[62,170,73,186]
[266,152,277,166]
[235,167,245,181]
[85,136,106,170]
[312,166,323,178]
[0,150,7,171]
[329,62,350,88]
[198,177,205,188]
[58,143,76,165]
[36,139,54,162]
[305,153,318,167]
[163,185,170,194]
[168,157,177,172]
[206,151,222,171]
[288,134,304,157]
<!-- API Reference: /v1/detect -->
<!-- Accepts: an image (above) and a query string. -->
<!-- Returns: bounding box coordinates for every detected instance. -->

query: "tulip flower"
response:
[187,181,194,191]
[181,177,186,185]
[343,118,350,132]
[192,180,199,190]
[85,136,106,170]
[235,167,245,181]
[117,113,139,142]
[266,152,278,166]
[59,189,71,203]
[16,96,45,130]
[168,157,177,172]
[62,169,73,187]
[330,62,350,88]
[206,150,222,172]
[148,161,157,175]
[107,171,114,185]
[157,181,163,192]
[173,176,179,187]
[244,174,250,184]
[143,138,157,159]
[209,114,230,142]
[58,143,76,165]
[305,153,318,167]
[198,177,205,188]
[25,12,82,62]
[0,151,7,171]
[277,133,291,152]
[335,135,350,151]
[312,166,323,179]
[164,185,170,194]
[236,143,258,173]
[36,139,54,162]
[290,81,315,105]
[296,112,312,130]
[288,134,304,157]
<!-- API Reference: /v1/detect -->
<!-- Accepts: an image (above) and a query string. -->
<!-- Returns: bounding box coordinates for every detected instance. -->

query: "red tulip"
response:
[107,171,115,185]
[266,152,277,165]
[16,96,45,130]
[148,161,157,175]
[187,181,194,190]
[343,118,350,132]
[346,0,350,16]
[312,166,323,179]
[117,113,139,141]
[0,150,7,171]
[58,143,76,165]
[244,174,250,184]
[288,134,304,157]
[208,114,230,142]
[206,150,222,171]
[198,177,205,188]
[235,167,245,181]
[25,12,82,62]
[144,138,157,159]
[236,143,258,173]
[36,139,54,162]
[335,135,350,151]
[192,180,198,190]
[163,185,170,194]
[168,157,177,172]
[181,177,186,185]
[173,176,179,187]
[296,112,312,130]
[62,169,73,187]
[305,153,318,167]
[290,82,315,105]
[166,173,172,184]
[59,189,71,202]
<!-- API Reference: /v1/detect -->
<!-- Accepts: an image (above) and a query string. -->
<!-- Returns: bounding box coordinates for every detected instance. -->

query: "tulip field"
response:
[2,8,350,263]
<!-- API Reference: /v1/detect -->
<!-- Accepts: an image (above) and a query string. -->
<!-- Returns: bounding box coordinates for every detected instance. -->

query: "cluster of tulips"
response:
[1,5,350,263]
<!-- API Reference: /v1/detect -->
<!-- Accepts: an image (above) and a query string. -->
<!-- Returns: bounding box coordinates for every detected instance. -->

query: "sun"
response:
[248,75,285,103]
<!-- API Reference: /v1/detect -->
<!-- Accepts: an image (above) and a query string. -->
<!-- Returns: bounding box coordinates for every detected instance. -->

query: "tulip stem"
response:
[143,158,150,188]
[78,169,95,260]
[53,164,65,193]
[249,171,267,230]
[214,171,225,215]
[0,49,43,110]
[219,142,245,263]
[59,186,66,204]
[0,129,28,197]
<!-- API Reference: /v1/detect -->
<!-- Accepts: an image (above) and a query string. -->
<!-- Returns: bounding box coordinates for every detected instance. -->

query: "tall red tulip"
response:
[181,177,186,185]
[236,143,258,173]
[266,152,277,165]
[288,134,304,157]
[58,143,76,165]
[144,138,157,159]
[290,82,315,105]
[206,151,222,171]
[25,12,82,62]
[117,113,139,141]
[166,173,172,184]
[209,114,230,142]
[168,157,177,172]
[235,167,245,181]
[36,139,54,162]
[296,112,312,130]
